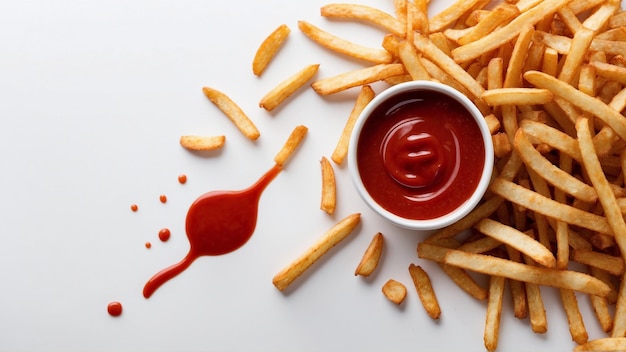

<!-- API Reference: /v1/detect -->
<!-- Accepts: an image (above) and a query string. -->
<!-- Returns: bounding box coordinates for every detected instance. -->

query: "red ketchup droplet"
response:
[107,302,123,317]
[145,242,152,249]
[178,174,187,184]
[143,164,282,298]
[158,228,171,242]
[159,195,167,203]
[130,204,138,212]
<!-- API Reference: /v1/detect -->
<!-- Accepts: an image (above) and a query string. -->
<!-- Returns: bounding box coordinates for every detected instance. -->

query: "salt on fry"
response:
[202,87,260,141]
[274,125,308,167]
[272,213,361,291]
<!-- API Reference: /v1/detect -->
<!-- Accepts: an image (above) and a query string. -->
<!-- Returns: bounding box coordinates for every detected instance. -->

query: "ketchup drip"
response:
[143,164,282,298]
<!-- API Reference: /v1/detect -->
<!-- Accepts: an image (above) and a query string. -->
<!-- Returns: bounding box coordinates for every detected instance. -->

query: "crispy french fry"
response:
[319,156,336,215]
[484,275,505,352]
[260,64,319,111]
[274,125,308,167]
[482,88,553,106]
[355,232,384,276]
[311,64,405,95]
[331,85,375,165]
[409,264,441,319]
[574,338,626,352]
[298,21,393,64]
[443,249,611,296]
[252,24,290,76]
[559,288,588,345]
[202,87,260,141]
[272,213,361,291]
[179,135,225,151]
[320,4,405,37]
[382,279,407,305]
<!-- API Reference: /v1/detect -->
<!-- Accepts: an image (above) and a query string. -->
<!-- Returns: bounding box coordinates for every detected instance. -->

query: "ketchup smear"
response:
[142,164,282,298]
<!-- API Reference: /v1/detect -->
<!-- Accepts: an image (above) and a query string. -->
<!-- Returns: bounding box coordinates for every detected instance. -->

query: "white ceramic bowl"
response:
[348,81,494,231]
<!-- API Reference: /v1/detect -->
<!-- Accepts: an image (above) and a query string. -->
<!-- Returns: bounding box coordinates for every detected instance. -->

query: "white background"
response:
[0,0,614,351]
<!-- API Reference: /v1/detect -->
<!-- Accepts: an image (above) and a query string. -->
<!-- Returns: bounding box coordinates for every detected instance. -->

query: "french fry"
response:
[443,249,612,297]
[558,27,595,84]
[458,4,520,46]
[298,21,393,64]
[574,337,626,352]
[571,249,625,276]
[397,40,430,81]
[481,88,553,106]
[331,85,375,165]
[484,275,505,352]
[525,70,626,142]
[252,24,290,76]
[319,156,336,215]
[179,135,225,151]
[428,0,483,33]
[320,4,405,37]
[272,213,361,291]
[311,63,405,95]
[202,87,260,141]
[474,218,556,268]
[260,64,319,111]
[355,232,384,276]
[560,288,589,345]
[451,0,570,63]
[274,125,308,167]
[409,264,441,319]
[382,279,407,305]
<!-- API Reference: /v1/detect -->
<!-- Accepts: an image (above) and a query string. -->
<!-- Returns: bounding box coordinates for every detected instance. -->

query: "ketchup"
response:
[107,301,123,317]
[143,164,282,298]
[356,90,485,220]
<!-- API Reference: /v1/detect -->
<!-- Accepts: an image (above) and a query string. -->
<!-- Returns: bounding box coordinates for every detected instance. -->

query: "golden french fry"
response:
[409,264,441,319]
[397,40,430,81]
[443,249,611,297]
[571,249,624,276]
[482,88,553,106]
[382,279,407,305]
[558,27,595,84]
[428,0,483,33]
[260,64,319,111]
[272,213,361,291]
[355,232,384,276]
[274,125,308,167]
[331,85,375,165]
[484,275,505,352]
[591,61,626,85]
[252,24,290,76]
[474,218,556,268]
[559,289,588,345]
[514,129,597,203]
[311,64,405,95]
[490,178,611,234]
[574,338,626,352]
[451,0,570,63]
[503,24,535,89]
[458,4,520,45]
[319,156,336,215]
[202,87,260,141]
[298,21,393,64]
[179,135,225,151]
[525,70,626,142]
[520,120,582,161]
[320,4,405,37]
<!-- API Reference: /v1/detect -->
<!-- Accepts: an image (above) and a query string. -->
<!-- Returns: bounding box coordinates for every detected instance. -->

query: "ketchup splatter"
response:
[159,195,167,203]
[178,174,187,184]
[143,164,282,298]
[107,301,123,317]
[130,204,138,212]
[145,242,152,249]
[158,228,171,242]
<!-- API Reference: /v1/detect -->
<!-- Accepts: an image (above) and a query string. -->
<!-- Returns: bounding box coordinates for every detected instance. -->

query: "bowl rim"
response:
[347,80,494,231]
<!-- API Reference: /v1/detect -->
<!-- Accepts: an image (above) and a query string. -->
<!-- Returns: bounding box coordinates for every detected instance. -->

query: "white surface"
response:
[0,1,608,351]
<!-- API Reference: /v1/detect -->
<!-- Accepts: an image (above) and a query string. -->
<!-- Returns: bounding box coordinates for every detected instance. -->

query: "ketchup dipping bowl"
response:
[348,81,494,231]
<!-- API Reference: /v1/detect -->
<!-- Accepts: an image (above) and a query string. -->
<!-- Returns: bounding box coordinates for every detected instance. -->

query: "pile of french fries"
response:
[189,0,626,350]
